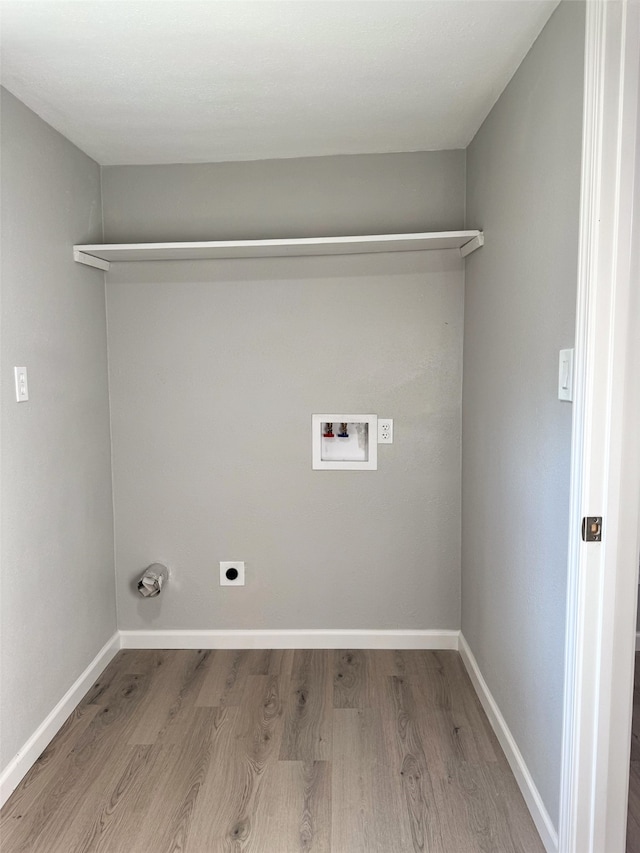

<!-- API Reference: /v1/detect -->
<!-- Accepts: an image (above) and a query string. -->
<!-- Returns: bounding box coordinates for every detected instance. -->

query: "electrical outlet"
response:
[378,418,393,444]
[220,561,245,586]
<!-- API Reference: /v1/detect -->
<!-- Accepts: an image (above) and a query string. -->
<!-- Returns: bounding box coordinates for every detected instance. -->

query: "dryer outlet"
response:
[220,561,245,586]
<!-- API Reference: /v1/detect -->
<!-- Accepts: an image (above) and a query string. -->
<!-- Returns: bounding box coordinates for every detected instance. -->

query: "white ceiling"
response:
[0,1,560,166]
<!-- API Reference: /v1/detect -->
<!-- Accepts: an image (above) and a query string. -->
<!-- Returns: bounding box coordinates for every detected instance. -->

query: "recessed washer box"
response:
[312,414,377,470]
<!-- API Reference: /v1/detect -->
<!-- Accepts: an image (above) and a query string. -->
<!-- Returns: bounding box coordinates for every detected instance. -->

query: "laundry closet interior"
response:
[1,2,591,849]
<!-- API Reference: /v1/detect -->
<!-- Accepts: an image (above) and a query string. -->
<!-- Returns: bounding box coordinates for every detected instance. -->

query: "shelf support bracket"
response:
[73,249,110,271]
[459,233,485,258]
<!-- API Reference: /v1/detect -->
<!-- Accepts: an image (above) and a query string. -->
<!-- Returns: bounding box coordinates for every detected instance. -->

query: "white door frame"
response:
[559,1,640,851]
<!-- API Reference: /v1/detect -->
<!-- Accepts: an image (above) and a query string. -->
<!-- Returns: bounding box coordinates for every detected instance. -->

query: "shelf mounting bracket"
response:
[459,233,485,258]
[73,249,110,271]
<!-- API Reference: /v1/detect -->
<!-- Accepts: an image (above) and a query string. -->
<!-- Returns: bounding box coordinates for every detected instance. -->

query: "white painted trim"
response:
[559,2,640,851]
[0,632,120,807]
[459,635,557,853]
[119,628,460,650]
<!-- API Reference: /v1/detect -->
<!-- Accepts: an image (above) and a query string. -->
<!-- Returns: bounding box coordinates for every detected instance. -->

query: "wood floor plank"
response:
[438,652,500,763]
[244,759,331,853]
[280,650,332,761]
[48,743,159,853]
[405,657,452,710]
[333,649,372,709]
[81,655,129,705]
[431,758,526,853]
[374,648,409,677]
[299,760,331,852]
[158,649,214,745]
[245,760,302,852]
[480,761,546,852]
[194,673,288,851]
[410,707,480,779]
[83,744,176,853]
[631,655,640,764]
[247,648,295,677]
[182,705,242,853]
[628,762,640,852]
[386,674,448,852]
[628,653,640,852]
[195,648,253,707]
[332,706,414,853]
[381,649,458,680]
[436,764,542,848]
[1,649,547,853]
[127,649,212,745]
[331,709,374,852]
[127,707,216,853]
[125,649,209,744]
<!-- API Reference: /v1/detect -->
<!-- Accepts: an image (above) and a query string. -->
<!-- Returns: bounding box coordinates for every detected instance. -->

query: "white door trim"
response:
[559,2,640,851]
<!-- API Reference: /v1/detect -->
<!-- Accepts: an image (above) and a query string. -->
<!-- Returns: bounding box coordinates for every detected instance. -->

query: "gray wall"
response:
[0,89,116,772]
[462,1,584,831]
[101,153,466,631]
[101,150,465,242]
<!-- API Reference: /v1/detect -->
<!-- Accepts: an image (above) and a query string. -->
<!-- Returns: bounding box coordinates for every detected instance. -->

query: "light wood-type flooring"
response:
[628,653,640,851]
[1,649,544,852]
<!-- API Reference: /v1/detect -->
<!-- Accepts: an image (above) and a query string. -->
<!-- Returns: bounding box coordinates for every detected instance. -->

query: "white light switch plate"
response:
[14,366,29,402]
[558,349,574,401]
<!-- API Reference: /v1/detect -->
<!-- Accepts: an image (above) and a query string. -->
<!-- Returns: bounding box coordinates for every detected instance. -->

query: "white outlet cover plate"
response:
[378,418,393,443]
[220,561,245,586]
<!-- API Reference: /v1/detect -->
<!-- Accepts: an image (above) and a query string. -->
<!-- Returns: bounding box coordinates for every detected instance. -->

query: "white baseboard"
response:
[0,632,120,808]
[119,628,461,650]
[458,634,558,853]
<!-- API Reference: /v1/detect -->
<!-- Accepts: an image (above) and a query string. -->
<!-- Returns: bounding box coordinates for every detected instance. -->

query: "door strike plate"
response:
[582,516,603,542]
